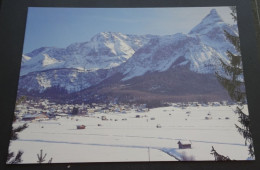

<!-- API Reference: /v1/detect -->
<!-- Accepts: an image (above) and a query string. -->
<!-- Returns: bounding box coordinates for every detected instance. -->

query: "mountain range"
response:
[18,9,239,105]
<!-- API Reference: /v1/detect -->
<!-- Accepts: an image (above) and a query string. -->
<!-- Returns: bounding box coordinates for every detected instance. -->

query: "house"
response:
[205,116,212,120]
[101,116,108,120]
[177,140,192,149]
[88,109,95,113]
[22,113,49,121]
[212,102,221,106]
[22,114,36,121]
[220,100,228,106]
[190,102,200,107]
[201,103,209,107]
[56,113,68,118]
[76,125,86,129]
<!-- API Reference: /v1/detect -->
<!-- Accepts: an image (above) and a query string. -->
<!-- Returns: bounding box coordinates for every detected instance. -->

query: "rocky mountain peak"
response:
[189,9,224,35]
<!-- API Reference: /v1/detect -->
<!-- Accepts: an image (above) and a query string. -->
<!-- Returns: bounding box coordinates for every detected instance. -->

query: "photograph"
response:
[6,6,255,164]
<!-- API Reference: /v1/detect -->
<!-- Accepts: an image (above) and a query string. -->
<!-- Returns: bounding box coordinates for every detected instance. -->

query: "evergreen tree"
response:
[215,7,254,159]
[7,151,24,164]
[7,96,28,164]
[211,146,231,161]
[71,107,79,115]
[10,123,28,140]
[37,149,53,164]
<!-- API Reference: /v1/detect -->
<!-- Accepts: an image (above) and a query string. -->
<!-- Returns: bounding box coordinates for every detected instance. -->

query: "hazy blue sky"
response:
[23,7,235,53]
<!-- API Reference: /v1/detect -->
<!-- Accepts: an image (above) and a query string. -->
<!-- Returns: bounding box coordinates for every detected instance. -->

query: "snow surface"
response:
[9,105,253,164]
[42,54,60,67]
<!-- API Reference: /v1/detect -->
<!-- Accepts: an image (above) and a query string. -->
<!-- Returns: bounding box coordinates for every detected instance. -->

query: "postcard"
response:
[7,7,255,164]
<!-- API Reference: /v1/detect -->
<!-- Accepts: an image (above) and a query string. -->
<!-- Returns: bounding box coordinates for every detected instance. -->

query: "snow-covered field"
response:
[9,105,252,163]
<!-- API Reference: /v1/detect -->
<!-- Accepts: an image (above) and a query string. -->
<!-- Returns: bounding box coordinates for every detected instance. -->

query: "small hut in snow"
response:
[101,116,108,120]
[177,140,192,149]
[76,125,86,129]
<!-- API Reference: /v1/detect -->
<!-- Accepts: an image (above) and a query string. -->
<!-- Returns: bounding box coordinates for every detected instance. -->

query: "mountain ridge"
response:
[21,32,157,76]
[18,9,239,103]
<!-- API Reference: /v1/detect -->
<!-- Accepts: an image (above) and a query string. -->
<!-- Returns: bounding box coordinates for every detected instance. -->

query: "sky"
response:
[23,7,235,53]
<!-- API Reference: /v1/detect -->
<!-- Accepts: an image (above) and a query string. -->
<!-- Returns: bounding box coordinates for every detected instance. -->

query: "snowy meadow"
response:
[9,104,250,163]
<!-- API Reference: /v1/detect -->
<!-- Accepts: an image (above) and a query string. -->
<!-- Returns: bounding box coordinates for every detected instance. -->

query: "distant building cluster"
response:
[15,99,150,121]
[170,101,235,108]
[14,98,239,122]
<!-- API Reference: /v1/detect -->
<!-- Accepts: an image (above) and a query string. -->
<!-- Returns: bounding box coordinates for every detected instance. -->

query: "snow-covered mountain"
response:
[21,32,156,76]
[118,9,238,80]
[18,9,239,99]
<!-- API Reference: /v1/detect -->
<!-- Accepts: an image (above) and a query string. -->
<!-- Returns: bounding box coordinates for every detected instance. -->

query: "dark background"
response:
[0,0,259,170]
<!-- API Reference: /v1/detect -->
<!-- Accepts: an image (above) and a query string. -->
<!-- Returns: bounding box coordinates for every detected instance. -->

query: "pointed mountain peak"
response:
[90,32,121,42]
[209,9,217,15]
[91,32,108,40]
[189,9,224,34]
[206,9,223,22]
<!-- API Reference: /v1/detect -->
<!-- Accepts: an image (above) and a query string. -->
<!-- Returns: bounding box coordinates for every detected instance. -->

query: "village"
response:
[15,98,233,122]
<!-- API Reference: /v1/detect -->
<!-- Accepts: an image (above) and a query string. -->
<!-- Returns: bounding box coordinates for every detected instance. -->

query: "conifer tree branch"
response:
[8,151,24,164]
[214,6,254,158]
